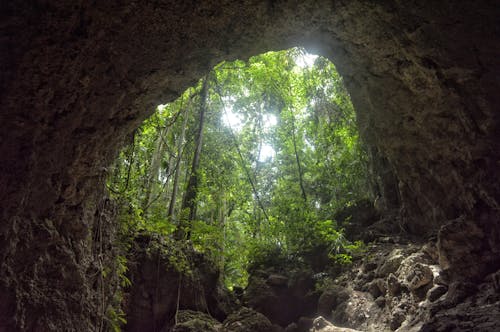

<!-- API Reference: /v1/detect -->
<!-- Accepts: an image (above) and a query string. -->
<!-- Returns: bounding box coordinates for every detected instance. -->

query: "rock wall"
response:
[1,0,499,330]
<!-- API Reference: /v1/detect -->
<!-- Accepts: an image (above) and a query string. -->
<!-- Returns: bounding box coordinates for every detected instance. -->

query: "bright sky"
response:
[222,50,319,162]
[259,143,275,162]
[295,52,319,69]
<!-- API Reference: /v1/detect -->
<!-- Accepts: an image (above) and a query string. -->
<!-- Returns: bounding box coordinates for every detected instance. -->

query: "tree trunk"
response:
[168,105,190,221]
[142,126,169,212]
[291,112,307,203]
[177,76,209,239]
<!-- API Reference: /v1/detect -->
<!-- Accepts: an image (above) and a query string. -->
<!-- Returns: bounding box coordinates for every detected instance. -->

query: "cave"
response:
[1,1,499,331]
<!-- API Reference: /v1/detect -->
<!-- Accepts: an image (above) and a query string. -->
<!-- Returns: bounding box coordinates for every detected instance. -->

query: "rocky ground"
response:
[123,212,500,332]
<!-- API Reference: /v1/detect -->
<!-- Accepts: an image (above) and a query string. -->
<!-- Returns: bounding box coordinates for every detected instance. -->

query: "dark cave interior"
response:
[1,1,499,331]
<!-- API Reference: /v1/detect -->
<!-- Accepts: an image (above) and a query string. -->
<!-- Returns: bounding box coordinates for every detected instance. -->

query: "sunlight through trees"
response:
[108,47,369,288]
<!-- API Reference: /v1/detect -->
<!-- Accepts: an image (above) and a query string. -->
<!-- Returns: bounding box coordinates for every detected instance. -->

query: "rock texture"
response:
[244,270,319,327]
[124,235,234,332]
[1,0,499,330]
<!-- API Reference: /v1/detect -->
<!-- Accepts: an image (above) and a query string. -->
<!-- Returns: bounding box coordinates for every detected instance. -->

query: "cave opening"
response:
[1,1,499,331]
[108,47,372,293]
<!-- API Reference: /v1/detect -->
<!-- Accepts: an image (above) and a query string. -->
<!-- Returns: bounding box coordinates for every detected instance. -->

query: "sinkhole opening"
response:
[108,47,371,288]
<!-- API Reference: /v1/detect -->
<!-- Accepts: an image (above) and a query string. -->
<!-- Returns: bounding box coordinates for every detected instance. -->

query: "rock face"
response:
[244,270,319,327]
[124,235,234,332]
[172,310,223,332]
[1,1,499,330]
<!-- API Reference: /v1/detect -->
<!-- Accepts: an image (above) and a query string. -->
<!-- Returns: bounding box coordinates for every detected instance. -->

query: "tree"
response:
[108,47,370,288]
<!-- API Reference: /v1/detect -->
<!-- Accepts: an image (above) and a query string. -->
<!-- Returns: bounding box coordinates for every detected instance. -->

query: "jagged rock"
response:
[405,263,433,291]
[389,307,406,331]
[374,297,386,308]
[366,278,386,298]
[427,284,448,302]
[245,271,318,327]
[429,265,447,286]
[421,242,439,262]
[437,218,495,281]
[387,273,401,296]
[222,307,274,332]
[124,237,234,332]
[171,310,222,332]
[1,1,499,329]
[317,286,350,317]
[419,278,500,331]
[331,290,379,327]
[377,249,405,277]
[395,252,433,286]
[311,316,362,332]
[362,261,378,273]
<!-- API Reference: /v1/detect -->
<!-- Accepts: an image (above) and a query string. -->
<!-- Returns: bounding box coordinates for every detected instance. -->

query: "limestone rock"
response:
[317,286,350,317]
[367,278,386,298]
[331,290,379,327]
[377,249,404,277]
[405,263,433,291]
[427,284,448,302]
[223,307,274,332]
[311,316,362,332]
[172,310,222,332]
[387,273,401,296]
[389,307,406,331]
[1,0,499,330]
[437,218,494,280]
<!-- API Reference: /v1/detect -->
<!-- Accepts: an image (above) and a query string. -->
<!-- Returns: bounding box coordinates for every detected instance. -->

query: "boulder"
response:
[311,316,362,332]
[171,310,222,332]
[223,307,274,332]
[317,286,350,317]
[427,284,448,302]
[405,263,433,291]
[377,249,405,277]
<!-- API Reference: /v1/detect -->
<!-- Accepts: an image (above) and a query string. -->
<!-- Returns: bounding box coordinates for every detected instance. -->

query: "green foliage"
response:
[105,305,127,332]
[108,47,370,289]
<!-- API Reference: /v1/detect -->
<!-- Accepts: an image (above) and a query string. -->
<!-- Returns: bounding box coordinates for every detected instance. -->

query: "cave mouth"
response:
[108,47,371,289]
[1,1,498,331]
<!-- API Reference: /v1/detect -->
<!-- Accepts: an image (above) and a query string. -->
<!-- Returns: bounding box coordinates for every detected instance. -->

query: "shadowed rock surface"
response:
[1,0,499,330]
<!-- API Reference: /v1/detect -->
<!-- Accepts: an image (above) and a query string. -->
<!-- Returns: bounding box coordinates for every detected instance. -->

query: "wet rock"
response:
[485,269,500,291]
